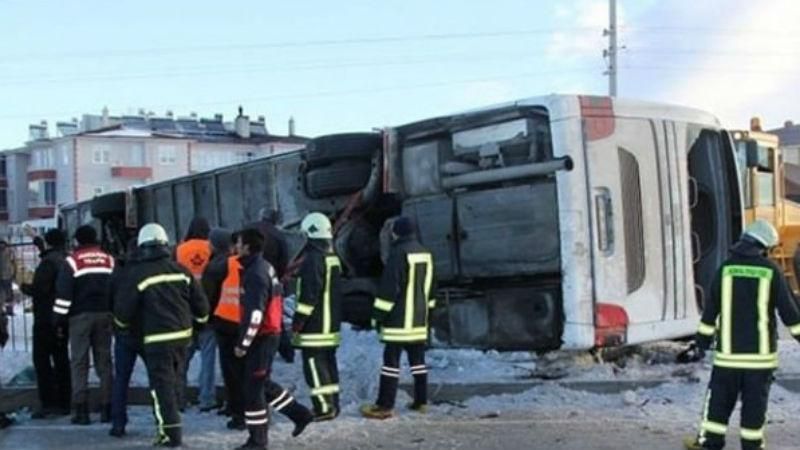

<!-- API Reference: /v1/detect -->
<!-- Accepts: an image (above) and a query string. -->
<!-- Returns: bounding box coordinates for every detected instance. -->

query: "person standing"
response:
[175,217,216,411]
[292,212,343,421]
[54,225,114,425]
[0,239,16,316]
[248,208,293,363]
[233,228,313,450]
[21,229,71,418]
[114,223,209,447]
[108,241,143,438]
[361,217,436,420]
[684,219,800,450]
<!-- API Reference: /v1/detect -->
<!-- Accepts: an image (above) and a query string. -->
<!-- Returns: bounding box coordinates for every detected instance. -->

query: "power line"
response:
[622,64,798,74]
[0,51,557,86]
[621,26,800,38]
[0,28,597,62]
[0,67,597,120]
[625,47,800,57]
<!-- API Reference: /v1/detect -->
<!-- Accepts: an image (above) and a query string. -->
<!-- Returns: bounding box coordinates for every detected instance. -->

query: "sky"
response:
[0,0,799,148]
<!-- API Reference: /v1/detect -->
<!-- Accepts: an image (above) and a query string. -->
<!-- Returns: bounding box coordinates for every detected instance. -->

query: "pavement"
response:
[2,408,799,450]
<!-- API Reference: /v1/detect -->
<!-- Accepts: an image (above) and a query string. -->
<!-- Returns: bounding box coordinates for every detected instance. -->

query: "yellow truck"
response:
[733,119,800,292]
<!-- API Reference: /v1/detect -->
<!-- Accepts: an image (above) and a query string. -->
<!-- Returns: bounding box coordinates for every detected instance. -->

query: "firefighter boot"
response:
[360,404,394,420]
[155,426,182,448]
[237,425,268,450]
[71,403,90,425]
[683,436,712,450]
[407,402,428,414]
[282,400,314,437]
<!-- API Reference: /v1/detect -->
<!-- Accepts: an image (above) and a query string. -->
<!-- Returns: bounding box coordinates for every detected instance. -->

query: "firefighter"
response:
[54,225,114,425]
[291,212,343,421]
[21,229,71,418]
[684,219,800,450]
[361,217,436,420]
[209,228,314,437]
[114,223,209,447]
[233,228,313,450]
[0,287,13,429]
[175,217,216,411]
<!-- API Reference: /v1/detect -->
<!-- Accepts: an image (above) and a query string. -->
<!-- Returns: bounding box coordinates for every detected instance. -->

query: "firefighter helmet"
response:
[743,219,779,249]
[138,223,169,247]
[301,212,333,240]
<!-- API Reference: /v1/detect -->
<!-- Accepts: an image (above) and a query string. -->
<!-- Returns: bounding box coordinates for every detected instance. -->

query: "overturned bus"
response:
[60,95,743,351]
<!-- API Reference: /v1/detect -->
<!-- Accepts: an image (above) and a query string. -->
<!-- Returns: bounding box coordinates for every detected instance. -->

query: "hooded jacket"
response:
[202,228,232,331]
[22,247,67,324]
[246,219,289,279]
[114,245,209,347]
[176,217,212,279]
[696,238,800,369]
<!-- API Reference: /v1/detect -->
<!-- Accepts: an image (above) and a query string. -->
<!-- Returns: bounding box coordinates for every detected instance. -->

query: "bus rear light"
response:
[594,303,629,347]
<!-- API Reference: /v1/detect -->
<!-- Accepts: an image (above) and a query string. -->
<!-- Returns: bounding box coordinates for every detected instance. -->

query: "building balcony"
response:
[28,206,55,219]
[111,166,152,179]
[28,169,57,181]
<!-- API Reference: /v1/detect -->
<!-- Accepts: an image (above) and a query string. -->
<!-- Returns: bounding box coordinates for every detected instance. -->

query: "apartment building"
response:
[0,108,307,230]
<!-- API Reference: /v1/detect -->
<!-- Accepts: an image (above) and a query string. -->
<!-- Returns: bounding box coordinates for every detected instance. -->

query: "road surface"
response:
[2,407,799,449]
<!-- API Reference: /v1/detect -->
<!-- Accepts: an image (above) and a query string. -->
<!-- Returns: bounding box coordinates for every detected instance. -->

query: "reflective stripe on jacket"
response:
[292,243,342,348]
[372,237,436,344]
[696,241,800,370]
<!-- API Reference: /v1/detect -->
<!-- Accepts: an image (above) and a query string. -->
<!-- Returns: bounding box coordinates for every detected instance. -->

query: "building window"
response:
[130,143,145,166]
[28,180,57,206]
[0,188,7,212]
[0,156,6,175]
[93,144,110,164]
[93,186,105,196]
[158,145,177,165]
[60,144,70,165]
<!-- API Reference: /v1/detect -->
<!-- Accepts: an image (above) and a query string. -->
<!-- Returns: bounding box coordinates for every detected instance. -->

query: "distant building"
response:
[768,120,800,165]
[0,107,307,232]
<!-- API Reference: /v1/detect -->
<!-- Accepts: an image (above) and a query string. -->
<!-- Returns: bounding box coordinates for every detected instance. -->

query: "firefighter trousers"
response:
[144,343,187,446]
[300,347,339,416]
[377,342,427,409]
[696,366,772,450]
[242,336,271,448]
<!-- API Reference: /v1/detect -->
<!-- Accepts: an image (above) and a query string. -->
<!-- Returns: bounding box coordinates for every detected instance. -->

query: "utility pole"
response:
[605,0,618,97]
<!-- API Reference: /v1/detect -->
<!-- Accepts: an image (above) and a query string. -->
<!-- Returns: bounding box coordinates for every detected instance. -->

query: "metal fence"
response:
[3,241,40,353]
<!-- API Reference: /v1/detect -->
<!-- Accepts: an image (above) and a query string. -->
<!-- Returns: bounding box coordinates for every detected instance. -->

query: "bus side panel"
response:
[551,116,595,349]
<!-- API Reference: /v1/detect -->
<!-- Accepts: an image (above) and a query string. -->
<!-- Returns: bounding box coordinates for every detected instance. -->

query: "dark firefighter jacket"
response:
[246,220,289,279]
[22,247,66,324]
[291,241,342,348]
[372,236,436,343]
[696,239,800,369]
[236,253,282,352]
[113,245,209,347]
[54,245,114,321]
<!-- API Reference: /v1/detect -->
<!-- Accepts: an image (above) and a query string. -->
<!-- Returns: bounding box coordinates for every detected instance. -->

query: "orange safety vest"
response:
[213,255,282,335]
[214,256,242,323]
[176,239,211,280]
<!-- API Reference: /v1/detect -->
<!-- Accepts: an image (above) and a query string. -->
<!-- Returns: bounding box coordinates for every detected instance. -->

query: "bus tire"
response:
[304,133,381,168]
[304,160,372,199]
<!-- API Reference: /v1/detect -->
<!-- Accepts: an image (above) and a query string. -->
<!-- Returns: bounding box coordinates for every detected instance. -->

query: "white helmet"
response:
[301,212,333,240]
[138,223,169,247]
[744,219,779,248]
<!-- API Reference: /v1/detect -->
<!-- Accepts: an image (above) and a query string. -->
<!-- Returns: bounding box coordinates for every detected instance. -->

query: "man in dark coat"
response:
[22,229,72,418]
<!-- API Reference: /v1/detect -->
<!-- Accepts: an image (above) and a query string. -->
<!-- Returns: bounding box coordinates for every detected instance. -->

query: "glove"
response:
[234,346,247,358]
[677,342,706,364]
